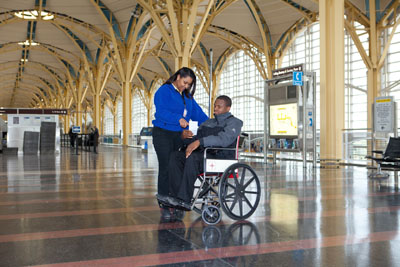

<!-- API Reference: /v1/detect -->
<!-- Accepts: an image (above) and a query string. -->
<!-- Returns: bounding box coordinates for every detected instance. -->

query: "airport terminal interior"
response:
[1,0,400,266]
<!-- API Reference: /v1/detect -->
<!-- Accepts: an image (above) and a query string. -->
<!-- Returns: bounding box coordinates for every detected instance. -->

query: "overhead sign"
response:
[293,71,303,86]
[0,108,68,115]
[43,109,68,115]
[0,109,17,114]
[374,96,394,133]
[272,64,304,78]
[72,126,81,133]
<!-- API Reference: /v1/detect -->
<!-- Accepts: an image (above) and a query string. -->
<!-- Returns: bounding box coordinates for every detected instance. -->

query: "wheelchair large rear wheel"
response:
[219,163,261,220]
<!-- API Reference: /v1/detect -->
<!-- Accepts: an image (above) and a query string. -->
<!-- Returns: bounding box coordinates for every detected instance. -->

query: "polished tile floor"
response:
[1,146,400,266]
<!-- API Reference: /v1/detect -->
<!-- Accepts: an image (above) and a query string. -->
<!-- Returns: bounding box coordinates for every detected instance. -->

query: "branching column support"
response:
[319,0,345,162]
[139,0,234,71]
[244,0,274,78]
[91,0,153,145]
[87,46,112,131]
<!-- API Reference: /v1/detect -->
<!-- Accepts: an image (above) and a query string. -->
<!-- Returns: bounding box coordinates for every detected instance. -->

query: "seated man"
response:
[158,95,243,210]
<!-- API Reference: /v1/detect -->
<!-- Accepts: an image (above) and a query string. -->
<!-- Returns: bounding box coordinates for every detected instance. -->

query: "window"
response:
[117,101,123,135]
[218,51,264,132]
[192,67,210,116]
[384,18,400,126]
[104,105,114,135]
[281,22,368,130]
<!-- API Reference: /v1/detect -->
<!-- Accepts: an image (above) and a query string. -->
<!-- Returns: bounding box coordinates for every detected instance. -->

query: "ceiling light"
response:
[18,40,40,46]
[21,59,28,62]
[14,10,54,20]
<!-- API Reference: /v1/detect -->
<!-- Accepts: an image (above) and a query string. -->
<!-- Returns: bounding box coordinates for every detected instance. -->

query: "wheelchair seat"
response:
[191,133,261,225]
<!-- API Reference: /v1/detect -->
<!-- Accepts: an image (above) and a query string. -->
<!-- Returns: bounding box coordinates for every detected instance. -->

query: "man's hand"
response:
[186,139,200,158]
[182,130,194,139]
[179,118,189,128]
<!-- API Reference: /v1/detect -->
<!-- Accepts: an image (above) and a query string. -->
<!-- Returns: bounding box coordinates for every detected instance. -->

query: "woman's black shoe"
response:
[173,209,186,220]
[160,207,172,220]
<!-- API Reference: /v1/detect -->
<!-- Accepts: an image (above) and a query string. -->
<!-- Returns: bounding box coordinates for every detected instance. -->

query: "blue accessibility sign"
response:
[293,71,303,86]
[72,126,81,133]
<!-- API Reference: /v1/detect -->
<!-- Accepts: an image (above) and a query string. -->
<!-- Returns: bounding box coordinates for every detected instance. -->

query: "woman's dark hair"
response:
[164,67,196,98]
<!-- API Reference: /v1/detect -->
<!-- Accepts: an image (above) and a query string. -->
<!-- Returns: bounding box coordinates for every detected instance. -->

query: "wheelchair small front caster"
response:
[202,205,221,225]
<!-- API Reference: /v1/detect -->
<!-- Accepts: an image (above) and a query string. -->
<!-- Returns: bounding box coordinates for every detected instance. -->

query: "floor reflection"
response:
[1,147,400,266]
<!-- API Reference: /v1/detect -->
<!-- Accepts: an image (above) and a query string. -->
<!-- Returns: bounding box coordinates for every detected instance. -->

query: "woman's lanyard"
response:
[182,94,187,117]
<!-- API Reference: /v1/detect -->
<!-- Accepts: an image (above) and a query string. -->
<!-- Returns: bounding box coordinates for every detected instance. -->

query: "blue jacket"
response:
[152,83,208,132]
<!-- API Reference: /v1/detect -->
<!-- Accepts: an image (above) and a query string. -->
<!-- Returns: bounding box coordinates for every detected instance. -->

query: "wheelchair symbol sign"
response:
[293,71,303,86]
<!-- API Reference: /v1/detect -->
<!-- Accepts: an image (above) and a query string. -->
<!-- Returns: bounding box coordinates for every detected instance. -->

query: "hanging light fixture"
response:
[18,40,40,46]
[14,10,54,20]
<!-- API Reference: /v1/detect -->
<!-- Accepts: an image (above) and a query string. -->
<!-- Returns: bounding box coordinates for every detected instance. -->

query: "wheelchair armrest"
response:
[204,147,236,152]
[203,147,237,159]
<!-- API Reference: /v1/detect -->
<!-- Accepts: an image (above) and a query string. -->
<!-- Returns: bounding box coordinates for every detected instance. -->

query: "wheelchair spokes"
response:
[219,163,261,220]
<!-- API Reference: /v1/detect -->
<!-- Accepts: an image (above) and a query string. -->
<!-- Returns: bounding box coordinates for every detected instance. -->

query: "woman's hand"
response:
[179,118,189,128]
[182,130,194,139]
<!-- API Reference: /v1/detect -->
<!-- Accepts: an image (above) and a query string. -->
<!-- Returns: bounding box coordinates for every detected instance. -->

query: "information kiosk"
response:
[264,64,317,167]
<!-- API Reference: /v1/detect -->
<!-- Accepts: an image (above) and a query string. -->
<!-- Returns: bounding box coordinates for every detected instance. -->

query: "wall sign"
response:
[374,96,395,133]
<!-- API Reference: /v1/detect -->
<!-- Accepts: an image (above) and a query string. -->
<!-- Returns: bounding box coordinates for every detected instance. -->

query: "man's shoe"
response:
[178,200,192,211]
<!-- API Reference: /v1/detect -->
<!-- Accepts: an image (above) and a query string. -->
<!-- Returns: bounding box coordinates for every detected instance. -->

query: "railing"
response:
[61,133,97,152]
[240,130,321,162]
[241,131,264,153]
[101,135,122,145]
[61,134,70,147]
[342,128,391,164]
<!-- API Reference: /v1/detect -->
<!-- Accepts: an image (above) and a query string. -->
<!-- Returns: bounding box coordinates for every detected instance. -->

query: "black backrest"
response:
[384,137,400,158]
[238,132,248,148]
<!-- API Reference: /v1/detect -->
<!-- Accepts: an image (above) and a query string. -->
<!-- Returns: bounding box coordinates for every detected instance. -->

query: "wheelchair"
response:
[189,134,261,225]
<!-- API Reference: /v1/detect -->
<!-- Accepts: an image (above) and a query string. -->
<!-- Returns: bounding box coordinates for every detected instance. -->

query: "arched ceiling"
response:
[0,0,395,108]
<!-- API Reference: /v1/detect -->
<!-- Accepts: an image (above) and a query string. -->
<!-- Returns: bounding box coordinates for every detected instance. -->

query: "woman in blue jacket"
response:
[152,67,208,220]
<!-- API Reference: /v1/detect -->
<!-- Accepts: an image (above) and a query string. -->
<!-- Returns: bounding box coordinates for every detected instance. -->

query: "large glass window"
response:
[344,22,368,129]
[281,24,321,128]
[132,91,149,134]
[117,101,122,135]
[281,22,368,130]
[193,67,210,115]
[104,105,114,135]
[218,51,264,132]
[384,18,400,126]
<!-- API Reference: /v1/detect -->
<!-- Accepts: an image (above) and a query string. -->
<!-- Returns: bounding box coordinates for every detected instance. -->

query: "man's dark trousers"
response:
[168,150,204,203]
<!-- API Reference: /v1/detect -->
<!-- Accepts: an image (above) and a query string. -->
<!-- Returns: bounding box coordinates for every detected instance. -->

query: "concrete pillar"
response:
[367,0,380,129]
[93,93,101,130]
[75,103,83,131]
[319,0,345,162]
[122,82,131,145]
